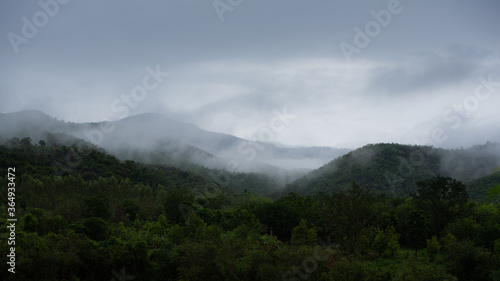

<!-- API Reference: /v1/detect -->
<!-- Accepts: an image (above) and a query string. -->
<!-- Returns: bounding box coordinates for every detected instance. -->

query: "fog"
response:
[1,1,499,150]
[0,110,351,186]
[1,1,500,188]
[438,142,500,182]
[2,109,500,191]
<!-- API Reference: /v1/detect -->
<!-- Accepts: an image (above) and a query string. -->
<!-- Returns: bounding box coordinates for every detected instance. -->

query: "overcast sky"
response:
[1,0,499,149]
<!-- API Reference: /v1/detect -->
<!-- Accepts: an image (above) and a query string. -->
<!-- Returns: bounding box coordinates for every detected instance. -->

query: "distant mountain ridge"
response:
[2,111,500,198]
[0,110,349,180]
[284,142,500,200]
[466,170,500,202]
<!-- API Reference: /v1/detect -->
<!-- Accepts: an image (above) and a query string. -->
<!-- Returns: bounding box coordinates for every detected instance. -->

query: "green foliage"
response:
[372,226,400,257]
[491,269,500,281]
[494,238,500,254]
[122,198,141,221]
[406,209,430,258]
[84,195,110,219]
[373,229,388,257]
[440,232,457,252]
[2,140,500,280]
[321,257,378,281]
[466,170,500,202]
[385,226,401,257]
[426,236,440,262]
[393,260,454,281]
[489,184,500,201]
[251,192,320,240]
[444,240,499,281]
[20,137,32,148]
[163,188,195,224]
[412,175,469,236]
[83,217,109,241]
[285,143,442,197]
[22,213,38,233]
[291,219,317,246]
[324,182,375,254]
[184,213,207,241]
[387,236,401,258]
[447,217,481,242]
[167,224,186,245]
[286,143,500,200]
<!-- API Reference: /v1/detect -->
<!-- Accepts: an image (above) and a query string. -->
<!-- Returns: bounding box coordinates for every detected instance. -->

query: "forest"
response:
[1,137,500,280]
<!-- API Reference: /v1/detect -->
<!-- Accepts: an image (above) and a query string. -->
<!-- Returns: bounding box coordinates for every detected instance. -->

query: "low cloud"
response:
[1,1,499,149]
[366,49,490,96]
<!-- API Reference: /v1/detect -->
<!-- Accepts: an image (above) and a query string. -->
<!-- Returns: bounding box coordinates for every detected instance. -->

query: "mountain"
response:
[284,142,500,200]
[0,110,349,183]
[72,112,348,171]
[0,110,67,140]
[466,170,500,202]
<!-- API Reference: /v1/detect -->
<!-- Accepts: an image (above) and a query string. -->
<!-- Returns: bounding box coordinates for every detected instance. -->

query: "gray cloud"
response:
[366,48,489,96]
[1,0,499,149]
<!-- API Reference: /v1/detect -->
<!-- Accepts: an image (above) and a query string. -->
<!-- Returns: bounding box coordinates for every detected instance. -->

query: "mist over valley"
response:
[2,1,500,279]
[1,110,499,197]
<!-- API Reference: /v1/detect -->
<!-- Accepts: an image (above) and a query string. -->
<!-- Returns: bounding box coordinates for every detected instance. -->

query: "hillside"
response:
[284,143,500,200]
[0,137,280,196]
[1,141,500,280]
[0,110,349,178]
[466,170,500,202]
[0,138,211,189]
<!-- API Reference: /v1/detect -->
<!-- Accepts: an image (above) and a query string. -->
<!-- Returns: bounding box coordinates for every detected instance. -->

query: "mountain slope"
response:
[466,170,500,202]
[0,110,68,140]
[284,143,500,199]
[0,111,349,175]
[0,137,283,195]
[72,112,349,171]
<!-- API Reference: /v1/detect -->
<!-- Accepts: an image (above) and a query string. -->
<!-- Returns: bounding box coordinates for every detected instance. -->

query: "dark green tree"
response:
[412,175,469,237]
[323,182,375,254]
[163,188,194,224]
[406,209,430,258]
[488,184,500,201]
[290,219,317,245]
[22,213,38,233]
[426,236,440,262]
[122,199,140,221]
[445,240,499,281]
[386,225,400,257]
[253,192,320,240]
[83,217,109,241]
[372,229,388,257]
[20,137,32,148]
[84,195,110,219]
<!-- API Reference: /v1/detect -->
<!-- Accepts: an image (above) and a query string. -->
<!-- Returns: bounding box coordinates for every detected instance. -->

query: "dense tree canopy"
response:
[412,175,470,236]
[0,139,499,280]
